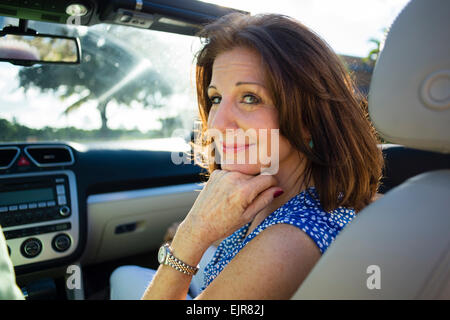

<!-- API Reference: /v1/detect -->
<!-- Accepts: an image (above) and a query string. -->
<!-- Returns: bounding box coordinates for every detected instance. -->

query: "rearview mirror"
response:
[0,32,81,66]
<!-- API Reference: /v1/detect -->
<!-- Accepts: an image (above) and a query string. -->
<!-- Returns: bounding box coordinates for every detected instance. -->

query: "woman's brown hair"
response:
[194,13,383,212]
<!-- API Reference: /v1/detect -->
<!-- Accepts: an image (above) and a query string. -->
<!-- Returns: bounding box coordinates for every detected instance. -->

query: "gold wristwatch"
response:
[158,243,199,276]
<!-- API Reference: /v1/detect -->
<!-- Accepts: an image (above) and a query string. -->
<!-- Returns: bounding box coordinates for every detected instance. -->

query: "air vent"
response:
[24,145,74,167]
[0,147,20,170]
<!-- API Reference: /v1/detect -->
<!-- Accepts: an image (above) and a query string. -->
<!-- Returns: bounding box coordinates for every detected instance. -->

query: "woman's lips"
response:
[221,144,255,153]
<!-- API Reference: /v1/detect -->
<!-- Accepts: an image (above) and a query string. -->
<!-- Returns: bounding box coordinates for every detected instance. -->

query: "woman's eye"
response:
[209,96,221,105]
[242,94,260,104]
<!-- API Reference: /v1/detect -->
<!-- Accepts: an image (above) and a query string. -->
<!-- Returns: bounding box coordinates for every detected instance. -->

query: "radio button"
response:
[55,222,71,231]
[56,184,65,195]
[52,234,71,252]
[59,206,71,217]
[38,202,47,208]
[46,200,56,207]
[28,203,38,209]
[0,206,8,213]
[8,205,18,211]
[57,195,67,205]
[19,204,28,210]
[21,238,42,258]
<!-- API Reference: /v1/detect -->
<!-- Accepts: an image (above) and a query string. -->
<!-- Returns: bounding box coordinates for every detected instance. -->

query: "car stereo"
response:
[0,170,79,267]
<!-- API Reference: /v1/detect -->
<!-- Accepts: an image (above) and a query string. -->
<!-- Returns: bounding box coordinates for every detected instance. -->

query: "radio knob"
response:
[21,238,42,258]
[59,206,71,217]
[52,234,71,252]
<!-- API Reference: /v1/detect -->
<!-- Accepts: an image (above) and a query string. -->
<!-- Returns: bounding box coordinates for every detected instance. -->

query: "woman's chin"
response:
[220,163,262,175]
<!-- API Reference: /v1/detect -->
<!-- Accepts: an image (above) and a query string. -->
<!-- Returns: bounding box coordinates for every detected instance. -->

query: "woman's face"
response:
[206,47,298,176]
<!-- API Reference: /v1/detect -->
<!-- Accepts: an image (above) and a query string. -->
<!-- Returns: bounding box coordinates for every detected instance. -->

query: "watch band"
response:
[164,245,199,276]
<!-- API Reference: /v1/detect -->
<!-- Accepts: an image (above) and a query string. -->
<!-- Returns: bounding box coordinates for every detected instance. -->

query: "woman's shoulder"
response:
[273,187,355,223]
[256,187,356,253]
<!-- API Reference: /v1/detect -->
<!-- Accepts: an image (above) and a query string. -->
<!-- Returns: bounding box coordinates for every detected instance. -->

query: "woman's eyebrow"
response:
[208,82,265,90]
[236,81,266,88]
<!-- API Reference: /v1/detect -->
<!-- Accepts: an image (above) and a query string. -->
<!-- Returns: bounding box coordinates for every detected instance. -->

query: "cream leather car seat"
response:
[292,0,450,299]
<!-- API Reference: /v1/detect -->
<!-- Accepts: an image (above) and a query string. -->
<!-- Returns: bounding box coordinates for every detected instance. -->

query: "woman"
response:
[110,12,383,300]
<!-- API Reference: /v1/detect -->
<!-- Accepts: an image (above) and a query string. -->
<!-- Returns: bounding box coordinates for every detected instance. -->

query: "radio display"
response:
[0,188,54,206]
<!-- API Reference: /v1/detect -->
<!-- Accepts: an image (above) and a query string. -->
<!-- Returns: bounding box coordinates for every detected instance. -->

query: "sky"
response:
[204,0,411,57]
[0,0,411,133]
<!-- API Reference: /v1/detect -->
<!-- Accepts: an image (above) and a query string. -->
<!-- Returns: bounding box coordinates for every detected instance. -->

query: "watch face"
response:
[158,245,166,264]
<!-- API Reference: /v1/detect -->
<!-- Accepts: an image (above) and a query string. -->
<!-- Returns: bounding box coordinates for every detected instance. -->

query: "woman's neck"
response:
[250,151,312,229]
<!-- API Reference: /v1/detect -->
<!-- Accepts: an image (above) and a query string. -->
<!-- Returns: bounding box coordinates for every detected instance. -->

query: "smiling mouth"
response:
[221,144,255,153]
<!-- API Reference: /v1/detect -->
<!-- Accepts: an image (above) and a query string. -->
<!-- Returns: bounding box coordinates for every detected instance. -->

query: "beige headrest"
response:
[368,0,450,153]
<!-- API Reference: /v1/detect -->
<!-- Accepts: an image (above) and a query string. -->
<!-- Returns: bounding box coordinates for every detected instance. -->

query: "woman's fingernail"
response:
[273,190,284,198]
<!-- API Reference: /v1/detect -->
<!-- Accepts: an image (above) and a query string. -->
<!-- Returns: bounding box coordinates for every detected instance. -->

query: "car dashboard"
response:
[0,142,204,278]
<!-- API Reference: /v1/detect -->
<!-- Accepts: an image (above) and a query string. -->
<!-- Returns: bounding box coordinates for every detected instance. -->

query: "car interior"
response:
[0,0,449,300]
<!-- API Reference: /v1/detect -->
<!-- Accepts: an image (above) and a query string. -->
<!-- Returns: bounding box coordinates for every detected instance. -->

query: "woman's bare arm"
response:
[141,170,283,300]
[196,223,320,299]
[142,223,320,300]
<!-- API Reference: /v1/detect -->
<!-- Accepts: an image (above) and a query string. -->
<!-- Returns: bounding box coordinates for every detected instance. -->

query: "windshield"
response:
[0,17,200,150]
[1,0,410,149]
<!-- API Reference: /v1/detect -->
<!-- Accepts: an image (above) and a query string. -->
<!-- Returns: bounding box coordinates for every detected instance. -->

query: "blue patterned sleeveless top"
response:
[201,187,355,291]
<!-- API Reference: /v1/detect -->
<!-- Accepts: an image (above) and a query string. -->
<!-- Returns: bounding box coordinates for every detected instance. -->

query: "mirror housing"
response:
[0,26,81,66]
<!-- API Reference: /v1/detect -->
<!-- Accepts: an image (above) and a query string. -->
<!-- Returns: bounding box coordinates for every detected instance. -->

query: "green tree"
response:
[17,27,172,135]
[364,37,381,66]
[363,28,388,66]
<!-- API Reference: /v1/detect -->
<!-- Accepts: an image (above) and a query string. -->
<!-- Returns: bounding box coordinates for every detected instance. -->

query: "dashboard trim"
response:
[0,146,20,170]
[87,182,203,204]
[24,145,75,168]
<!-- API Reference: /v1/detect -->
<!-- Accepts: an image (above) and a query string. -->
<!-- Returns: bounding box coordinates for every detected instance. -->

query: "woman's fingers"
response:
[182,170,282,245]
[242,173,279,202]
[242,186,283,222]
[240,174,282,222]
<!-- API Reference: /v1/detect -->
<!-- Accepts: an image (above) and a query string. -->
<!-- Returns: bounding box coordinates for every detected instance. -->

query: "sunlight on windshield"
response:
[96,59,152,106]
[0,17,201,149]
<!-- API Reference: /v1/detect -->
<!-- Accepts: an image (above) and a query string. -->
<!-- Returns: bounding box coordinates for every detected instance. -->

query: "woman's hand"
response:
[163,221,181,244]
[175,169,283,253]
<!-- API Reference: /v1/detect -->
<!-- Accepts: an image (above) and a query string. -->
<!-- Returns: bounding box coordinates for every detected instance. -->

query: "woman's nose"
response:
[208,98,239,131]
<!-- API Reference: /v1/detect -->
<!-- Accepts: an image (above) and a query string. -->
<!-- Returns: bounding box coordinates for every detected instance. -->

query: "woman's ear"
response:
[300,127,313,150]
